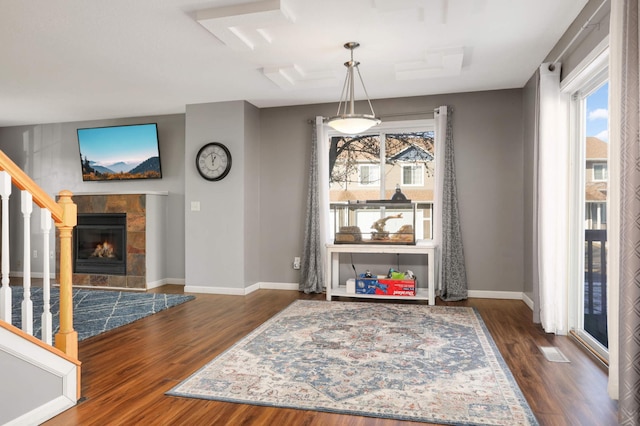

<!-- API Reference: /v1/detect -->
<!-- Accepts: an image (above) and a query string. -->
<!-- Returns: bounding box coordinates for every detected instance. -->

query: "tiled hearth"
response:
[59,194,147,290]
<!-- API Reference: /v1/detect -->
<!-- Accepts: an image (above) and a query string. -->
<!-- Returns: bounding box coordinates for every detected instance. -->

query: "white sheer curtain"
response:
[535,64,570,334]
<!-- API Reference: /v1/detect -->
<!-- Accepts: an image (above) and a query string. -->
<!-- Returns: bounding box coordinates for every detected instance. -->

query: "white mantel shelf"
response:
[71,191,169,196]
[325,242,437,305]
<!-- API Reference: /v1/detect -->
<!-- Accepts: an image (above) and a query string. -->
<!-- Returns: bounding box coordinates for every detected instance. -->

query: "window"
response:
[563,41,610,361]
[327,120,435,240]
[402,164,424,186]
[593,163,607,181]
[359,164,380,186]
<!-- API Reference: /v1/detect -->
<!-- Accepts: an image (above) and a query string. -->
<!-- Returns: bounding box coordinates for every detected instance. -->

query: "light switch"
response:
[191,201,200,211]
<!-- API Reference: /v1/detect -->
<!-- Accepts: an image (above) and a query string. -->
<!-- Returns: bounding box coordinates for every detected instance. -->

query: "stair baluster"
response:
[42,208,53,344]
[0,170,11,322]
[21,191,34,335]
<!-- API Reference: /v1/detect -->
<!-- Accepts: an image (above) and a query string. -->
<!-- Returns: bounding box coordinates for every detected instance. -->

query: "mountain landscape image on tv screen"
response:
[77,123,162,181]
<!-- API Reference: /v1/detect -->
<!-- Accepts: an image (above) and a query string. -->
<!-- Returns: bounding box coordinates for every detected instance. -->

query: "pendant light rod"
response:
[327,42,381,134]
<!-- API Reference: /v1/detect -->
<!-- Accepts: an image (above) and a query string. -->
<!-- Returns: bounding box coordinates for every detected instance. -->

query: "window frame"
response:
[592,162,608,181]
[325,119,436,241]
[358,163,381,187]
[562,37,610,361]
[401,163,425,186]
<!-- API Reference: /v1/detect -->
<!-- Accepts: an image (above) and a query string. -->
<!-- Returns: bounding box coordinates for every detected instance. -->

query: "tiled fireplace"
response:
[74,213,127,275]
[57,193,165,290]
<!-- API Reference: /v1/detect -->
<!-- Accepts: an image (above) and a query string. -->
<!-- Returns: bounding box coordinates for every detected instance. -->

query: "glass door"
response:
[574,78,609,358]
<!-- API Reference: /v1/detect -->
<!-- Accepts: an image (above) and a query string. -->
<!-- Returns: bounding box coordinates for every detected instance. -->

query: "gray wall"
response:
[260,90,525,292]
[0,114,186,280]
[521,0,610,299]
[184,101,261,290]
[0,90,526,293]
[0,351,63,423]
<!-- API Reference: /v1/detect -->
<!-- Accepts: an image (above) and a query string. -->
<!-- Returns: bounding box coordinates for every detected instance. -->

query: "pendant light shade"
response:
[327,42,381,134]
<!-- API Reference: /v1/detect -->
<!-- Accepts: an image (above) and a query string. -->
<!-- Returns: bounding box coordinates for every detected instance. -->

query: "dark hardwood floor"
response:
[42,286,618,426]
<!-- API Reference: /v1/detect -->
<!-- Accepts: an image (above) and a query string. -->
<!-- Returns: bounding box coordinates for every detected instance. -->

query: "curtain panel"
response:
[535,64,570,334]
[434,106,468,301]
[299,117,329,293]
[609,0,640,418]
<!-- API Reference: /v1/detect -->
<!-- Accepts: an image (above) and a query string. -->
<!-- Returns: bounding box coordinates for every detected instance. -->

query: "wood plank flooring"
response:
[42,287,618,425]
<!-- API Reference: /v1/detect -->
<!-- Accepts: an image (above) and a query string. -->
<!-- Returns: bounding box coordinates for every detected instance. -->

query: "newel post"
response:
[55,190,78,358]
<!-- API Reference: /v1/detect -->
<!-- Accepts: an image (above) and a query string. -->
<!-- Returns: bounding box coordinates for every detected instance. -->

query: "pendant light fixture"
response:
[326,42,381,134]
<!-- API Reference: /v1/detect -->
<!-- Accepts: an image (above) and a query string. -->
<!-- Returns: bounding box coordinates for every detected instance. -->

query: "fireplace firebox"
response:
[74,213,127,275]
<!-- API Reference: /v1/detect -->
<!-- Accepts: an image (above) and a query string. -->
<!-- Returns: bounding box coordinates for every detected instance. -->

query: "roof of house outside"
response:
[586,137,608,160]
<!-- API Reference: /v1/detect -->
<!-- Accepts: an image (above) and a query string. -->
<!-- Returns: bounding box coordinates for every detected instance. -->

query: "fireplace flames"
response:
[91,241,116,258]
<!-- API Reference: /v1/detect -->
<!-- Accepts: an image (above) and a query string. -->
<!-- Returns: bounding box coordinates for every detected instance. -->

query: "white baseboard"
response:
[10,271,56,279]
[4,396,76,426]
[146,278,185,289]
[68,285,145,292]
[467,290,525,300]
[185,282,299,295]
[256,282,299,291]
[522,292,535,310]
[183,285,248,295]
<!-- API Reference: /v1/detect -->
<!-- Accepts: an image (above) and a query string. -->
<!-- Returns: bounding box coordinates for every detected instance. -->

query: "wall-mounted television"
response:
[77,123,162,181]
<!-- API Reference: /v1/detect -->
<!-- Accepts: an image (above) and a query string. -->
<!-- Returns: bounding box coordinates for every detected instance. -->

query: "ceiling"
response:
[0,0,587,127]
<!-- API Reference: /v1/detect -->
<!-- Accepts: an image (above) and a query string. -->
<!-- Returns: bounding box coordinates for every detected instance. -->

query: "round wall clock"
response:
[196,142,232,181]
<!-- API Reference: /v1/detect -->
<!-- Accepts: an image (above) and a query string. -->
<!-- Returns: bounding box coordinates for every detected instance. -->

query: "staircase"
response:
[0,150,79,425]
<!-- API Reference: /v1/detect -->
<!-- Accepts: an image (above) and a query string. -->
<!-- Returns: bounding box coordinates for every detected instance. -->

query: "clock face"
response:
[196,142,232,181]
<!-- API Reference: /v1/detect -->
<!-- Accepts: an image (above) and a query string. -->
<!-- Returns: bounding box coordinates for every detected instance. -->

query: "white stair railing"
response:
[0,151,77,360]
[21,190,34,335]
[41,208,53,345]
[0,171,11,323]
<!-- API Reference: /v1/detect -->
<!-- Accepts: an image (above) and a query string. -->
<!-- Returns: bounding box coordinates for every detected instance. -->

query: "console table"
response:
[325,242,437,305]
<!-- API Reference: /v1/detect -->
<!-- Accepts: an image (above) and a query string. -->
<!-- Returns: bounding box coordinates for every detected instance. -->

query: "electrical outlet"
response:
[33,250,37,258]
[50,251,54,259]
[293,257,301,270]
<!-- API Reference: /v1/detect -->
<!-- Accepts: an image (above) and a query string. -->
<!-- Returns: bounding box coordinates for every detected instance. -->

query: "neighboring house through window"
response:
[327,119,435,240]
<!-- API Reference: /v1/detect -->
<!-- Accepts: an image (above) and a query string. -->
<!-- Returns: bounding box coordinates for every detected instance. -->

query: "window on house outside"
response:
[328,121,435,240]
[402,164,424,186]
[593,163,607,181]
[359,164,380,186]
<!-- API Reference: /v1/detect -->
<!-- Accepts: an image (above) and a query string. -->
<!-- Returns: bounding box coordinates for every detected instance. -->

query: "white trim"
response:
[564,44,611,346]
[4,396,76,426]
[522,292,535,310]
[561,36,609,93]
[257,282,299,290]
[184,282,299,295]
[0,327,77,425]
[325,118,435,138]
[146,278,185,289]
[183,285,247,295]
[71,191,169,196]
[11,271,56,279]
[467,290,526,300]
[61,284,145,292]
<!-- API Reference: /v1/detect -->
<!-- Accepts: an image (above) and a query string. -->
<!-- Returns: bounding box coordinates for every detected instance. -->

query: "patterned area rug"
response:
[10,286,194,342]
[168,300,538,425]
